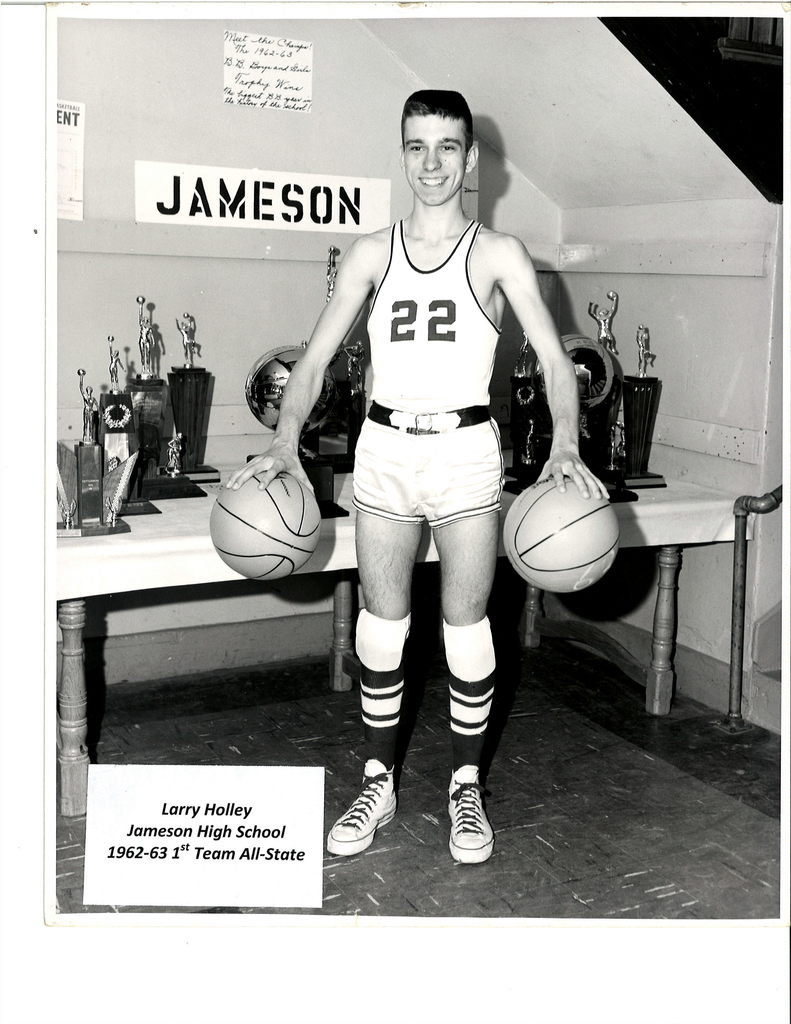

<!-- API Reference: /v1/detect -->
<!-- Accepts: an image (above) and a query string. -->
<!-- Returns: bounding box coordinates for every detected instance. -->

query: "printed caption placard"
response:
[83,765,324,908]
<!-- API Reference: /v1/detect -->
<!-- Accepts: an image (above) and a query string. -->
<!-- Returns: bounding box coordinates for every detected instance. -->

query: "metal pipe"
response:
[725,486,782,729]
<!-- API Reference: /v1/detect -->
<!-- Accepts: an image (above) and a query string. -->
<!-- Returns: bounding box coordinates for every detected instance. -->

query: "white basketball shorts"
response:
[352,417,504,528]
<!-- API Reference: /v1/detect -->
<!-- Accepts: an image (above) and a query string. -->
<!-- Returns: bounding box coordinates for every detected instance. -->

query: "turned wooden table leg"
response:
[57,599,90,816]
[646,545,682,716]
[523,583,543,648]
[329,572,356,692]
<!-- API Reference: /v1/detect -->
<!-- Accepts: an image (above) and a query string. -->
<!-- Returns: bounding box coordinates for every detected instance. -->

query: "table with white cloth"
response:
[56,475,743,816]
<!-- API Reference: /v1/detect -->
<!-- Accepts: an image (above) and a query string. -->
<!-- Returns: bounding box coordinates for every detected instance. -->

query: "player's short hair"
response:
[401,90,474,152]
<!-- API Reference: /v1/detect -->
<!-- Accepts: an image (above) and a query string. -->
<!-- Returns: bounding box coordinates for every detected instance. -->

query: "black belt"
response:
[368,401,490,435]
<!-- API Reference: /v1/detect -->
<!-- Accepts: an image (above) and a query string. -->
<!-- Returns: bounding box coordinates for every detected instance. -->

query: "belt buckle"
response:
[414,412,434,435]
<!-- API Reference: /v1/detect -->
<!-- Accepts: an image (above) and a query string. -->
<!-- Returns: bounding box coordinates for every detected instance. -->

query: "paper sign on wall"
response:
[135,160,391,235]
[83,764,325,908]
[223,30,313,112]
[57,99,85,220]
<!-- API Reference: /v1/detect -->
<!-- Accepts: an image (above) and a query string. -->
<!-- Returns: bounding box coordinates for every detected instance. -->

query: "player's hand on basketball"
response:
[540,448,609,500]
[225,442,312,493]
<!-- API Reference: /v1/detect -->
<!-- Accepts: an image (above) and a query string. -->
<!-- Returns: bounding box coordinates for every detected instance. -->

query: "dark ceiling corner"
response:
[600,16,783,203]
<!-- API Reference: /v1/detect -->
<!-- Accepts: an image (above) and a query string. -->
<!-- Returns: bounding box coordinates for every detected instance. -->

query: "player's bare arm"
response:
[481,232,608,499]
[227,233,386,492]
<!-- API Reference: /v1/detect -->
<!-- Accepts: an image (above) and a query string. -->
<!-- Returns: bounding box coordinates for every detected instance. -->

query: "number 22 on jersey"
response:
[390,299,457,342]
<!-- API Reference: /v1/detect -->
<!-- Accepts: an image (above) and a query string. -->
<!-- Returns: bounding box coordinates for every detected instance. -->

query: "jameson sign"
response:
[135,161,391,234]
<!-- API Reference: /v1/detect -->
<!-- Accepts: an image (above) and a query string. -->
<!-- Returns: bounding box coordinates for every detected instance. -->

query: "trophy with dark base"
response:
[99,336,136,472]
[138,309,208,500]
[508,333,550,491]
[588,290,619,356]
[318,246,366,475]
[621,325,666,489]
[507,330,629,499]
[317,337,366,477]
[124,295,173,503]
[164,311,218,490]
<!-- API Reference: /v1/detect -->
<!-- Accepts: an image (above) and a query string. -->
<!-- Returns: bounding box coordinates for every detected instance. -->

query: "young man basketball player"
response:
[228,90,607,865]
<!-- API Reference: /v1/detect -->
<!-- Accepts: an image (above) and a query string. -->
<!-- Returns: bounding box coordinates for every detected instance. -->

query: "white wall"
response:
[551,198,782,725]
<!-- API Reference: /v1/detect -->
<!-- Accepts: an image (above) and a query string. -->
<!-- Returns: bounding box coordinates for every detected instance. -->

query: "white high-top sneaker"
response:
[448,765,494,864]
[327,759,397,857]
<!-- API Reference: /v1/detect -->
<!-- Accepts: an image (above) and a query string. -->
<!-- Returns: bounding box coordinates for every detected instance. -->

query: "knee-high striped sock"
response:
[448,673,495,771]
[356,610,410,772]
[360,664,404,771]
[443,619,496,772]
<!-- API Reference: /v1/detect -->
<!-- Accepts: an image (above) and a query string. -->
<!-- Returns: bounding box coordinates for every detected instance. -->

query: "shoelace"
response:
[450,782,487,835]
[339,772,391,830]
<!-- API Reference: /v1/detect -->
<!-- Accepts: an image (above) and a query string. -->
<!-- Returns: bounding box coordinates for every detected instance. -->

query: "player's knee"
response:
[443,617,496,681]
[356,608,411,672]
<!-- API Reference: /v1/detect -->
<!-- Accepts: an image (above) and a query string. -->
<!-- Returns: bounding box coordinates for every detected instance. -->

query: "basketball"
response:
[503,478,619,592]
[210,472,321,580]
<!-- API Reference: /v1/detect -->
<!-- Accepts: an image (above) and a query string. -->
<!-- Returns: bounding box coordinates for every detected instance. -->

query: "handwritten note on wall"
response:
[223,30,313,113]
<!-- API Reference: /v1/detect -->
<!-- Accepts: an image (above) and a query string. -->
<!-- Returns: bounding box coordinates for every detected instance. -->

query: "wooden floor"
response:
[56,632,782,920]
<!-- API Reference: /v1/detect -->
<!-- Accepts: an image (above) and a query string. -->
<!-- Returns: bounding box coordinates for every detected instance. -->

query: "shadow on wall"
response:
[474,114,511,228]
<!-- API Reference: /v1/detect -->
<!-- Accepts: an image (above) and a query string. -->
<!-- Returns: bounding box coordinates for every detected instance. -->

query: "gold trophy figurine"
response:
[176,313,197,369]
[78,369,98,445]
[165,434,184,477]
[108,336,123,393]
[513,330,531,378]
[637,324,656,377]
[343,340,365,397]
[588,290,619,354]
[136,295,155,380]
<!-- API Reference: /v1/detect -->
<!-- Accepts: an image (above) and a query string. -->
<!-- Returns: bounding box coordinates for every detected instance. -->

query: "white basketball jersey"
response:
[366,220,501,413]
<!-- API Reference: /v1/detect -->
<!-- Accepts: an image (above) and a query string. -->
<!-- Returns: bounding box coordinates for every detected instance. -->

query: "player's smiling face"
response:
[401,114,477,206]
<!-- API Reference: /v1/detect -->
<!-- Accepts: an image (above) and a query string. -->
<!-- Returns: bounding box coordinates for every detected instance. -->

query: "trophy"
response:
[508,332,548,489]
[75,369,102,527]
[244,245,366,516]
[165,434,185,476]
[508,332,623,493]
[621,324,666,488]
[166,312,218,484]
[125,295,168,500]
[319,246,367,473]
[99,335,136,472]
[58,371,133,536]
[136,295,157,382]
[588,290,619,354]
